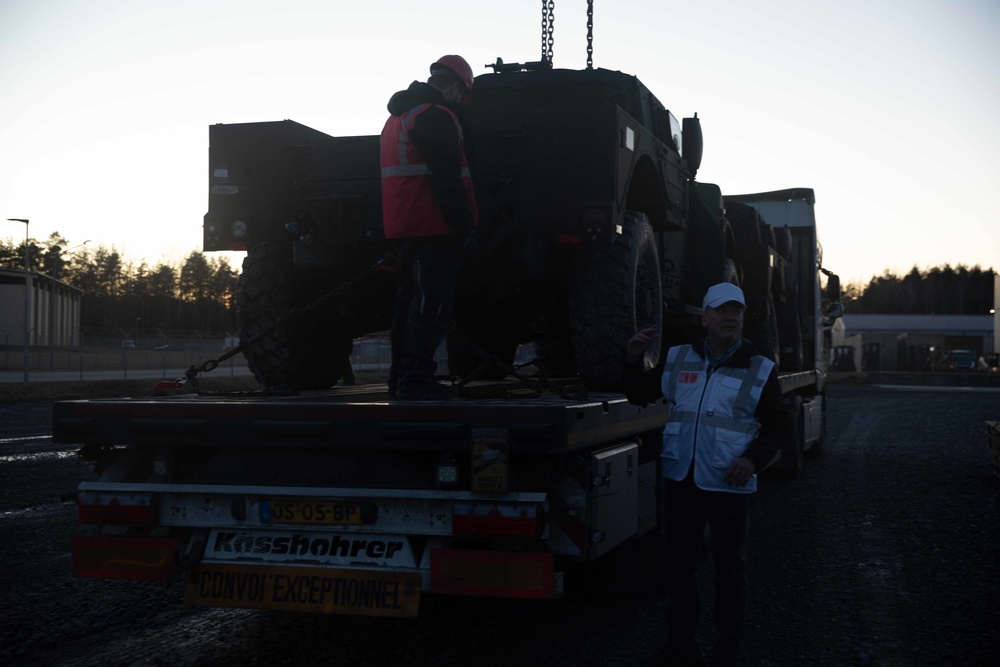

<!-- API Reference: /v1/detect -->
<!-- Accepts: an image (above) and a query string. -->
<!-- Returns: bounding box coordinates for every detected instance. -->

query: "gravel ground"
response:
[1,382,998,666]
[741,385,1000,666]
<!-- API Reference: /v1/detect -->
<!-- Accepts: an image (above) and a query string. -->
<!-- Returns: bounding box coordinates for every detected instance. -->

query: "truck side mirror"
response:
[825,273,841,302]
[826,302,844,320]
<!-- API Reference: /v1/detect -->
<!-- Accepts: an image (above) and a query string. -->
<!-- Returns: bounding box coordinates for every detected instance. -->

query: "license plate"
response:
[261,499,375,525]
[184,563,420,617]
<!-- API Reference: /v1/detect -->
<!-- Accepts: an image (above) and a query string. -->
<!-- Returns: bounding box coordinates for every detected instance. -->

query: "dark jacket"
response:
[384,81,476,237]
[623,337,788,474]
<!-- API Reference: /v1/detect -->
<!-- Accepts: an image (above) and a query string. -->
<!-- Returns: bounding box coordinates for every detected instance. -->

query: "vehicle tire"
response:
[237,241,353,389]
[569,211,662,391]
[723,257,740,285]
[776,290,803,372]
[744,293,780,365]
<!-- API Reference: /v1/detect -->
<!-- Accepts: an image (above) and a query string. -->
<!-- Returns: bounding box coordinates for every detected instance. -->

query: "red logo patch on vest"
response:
[678,372,699,383]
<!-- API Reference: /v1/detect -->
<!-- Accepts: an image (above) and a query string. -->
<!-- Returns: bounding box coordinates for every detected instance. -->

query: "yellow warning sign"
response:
[183,563,420,617]
[471,429,509,492]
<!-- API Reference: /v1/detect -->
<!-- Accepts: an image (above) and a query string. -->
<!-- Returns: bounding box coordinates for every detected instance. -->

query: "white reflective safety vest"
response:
[660,344,775,493]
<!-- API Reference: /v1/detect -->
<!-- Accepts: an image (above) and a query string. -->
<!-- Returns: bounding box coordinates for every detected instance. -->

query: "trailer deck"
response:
[53,382,672,454]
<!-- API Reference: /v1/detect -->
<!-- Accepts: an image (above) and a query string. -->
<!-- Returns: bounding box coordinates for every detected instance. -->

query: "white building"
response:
[832,313,994,372]
[0,268,83,348]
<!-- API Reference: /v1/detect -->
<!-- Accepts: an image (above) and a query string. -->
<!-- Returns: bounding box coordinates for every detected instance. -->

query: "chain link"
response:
[586,0,594,69]
[541,0,554,64]
[182,258,394,383]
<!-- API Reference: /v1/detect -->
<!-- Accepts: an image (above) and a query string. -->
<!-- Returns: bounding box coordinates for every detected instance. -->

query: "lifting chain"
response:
[541,0,555,65]
[586,0,594,69]
[156,256,398,392]
[539,1,595,69]
[447,326,588,401]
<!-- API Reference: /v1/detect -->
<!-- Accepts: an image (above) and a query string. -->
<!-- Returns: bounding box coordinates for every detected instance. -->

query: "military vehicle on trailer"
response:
[61,4,843,617]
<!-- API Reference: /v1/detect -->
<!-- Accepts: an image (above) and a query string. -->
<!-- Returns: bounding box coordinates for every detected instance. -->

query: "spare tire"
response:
[569,211,662,391]
[237,241,353,389]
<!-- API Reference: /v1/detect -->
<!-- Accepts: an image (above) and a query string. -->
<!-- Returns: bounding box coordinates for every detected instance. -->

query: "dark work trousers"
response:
[390,235,463,390]
[663,475,751,660]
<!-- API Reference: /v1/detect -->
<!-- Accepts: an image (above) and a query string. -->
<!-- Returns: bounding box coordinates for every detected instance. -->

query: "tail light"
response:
[77,491,156,525]
[452,502,543,537]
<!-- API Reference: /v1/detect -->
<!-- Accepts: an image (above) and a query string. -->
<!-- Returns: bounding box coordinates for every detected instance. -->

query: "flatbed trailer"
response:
[57,26,841,615]
[57,382,674,617]
[55,383,670,454]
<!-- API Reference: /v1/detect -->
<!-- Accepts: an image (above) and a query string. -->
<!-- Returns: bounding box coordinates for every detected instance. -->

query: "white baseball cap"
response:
[702,282,746,310]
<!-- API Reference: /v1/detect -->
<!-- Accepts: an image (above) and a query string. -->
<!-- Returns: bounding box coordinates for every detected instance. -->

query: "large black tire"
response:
[569,212,662,391]
[237,241,353,389]
[775,290,804,372]
[744,293,781,365]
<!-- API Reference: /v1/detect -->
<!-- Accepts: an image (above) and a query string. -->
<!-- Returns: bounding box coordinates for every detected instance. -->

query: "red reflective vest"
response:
[380,103,478,239]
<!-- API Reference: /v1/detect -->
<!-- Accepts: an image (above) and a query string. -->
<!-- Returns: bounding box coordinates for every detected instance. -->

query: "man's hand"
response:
[723,456,756,487]
[626,326,659,363]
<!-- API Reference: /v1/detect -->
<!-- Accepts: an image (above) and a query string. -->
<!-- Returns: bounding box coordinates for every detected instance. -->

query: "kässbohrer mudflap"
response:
[151,256,400,396]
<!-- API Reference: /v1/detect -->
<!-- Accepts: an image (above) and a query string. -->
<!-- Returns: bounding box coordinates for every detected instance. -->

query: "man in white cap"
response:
[624,282,787,667]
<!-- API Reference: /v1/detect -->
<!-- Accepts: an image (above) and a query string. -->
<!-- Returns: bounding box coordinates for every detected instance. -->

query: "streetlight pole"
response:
[7,218,30,382]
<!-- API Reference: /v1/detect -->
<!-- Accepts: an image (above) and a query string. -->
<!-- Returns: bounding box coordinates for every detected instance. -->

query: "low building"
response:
[831,313,994,372]
[0,268,83,348]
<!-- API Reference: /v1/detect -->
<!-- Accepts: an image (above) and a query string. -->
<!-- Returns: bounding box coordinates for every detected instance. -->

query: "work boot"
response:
[395,381,460,401]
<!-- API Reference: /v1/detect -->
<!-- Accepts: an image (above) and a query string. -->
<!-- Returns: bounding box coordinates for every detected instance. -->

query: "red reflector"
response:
[72,536,177,580]
[430,549,554,599]
[555,235,582,244]
[79,504,156,524]
[452,514,539,537]
[78,491,156,525]
[452,503,541,537]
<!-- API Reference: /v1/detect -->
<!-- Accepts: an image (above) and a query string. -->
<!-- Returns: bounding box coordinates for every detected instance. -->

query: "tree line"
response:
[841,264,994,315]
[0,232,239,336]
[1,232,994,333]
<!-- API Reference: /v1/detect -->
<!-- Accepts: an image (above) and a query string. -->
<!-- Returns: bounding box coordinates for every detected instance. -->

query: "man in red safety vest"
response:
[380,55,478,400]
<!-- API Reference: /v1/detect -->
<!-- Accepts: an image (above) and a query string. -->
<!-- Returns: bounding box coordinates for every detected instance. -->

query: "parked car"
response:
[948,349,977,371]
[122,340,135,350]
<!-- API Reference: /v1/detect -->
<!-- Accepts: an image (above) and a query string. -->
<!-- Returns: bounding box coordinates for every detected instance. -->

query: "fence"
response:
[1,334,536,382]
[0,344,248,382]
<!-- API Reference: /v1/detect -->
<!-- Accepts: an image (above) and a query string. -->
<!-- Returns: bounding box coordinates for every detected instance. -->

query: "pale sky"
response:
[2,0,998,287]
